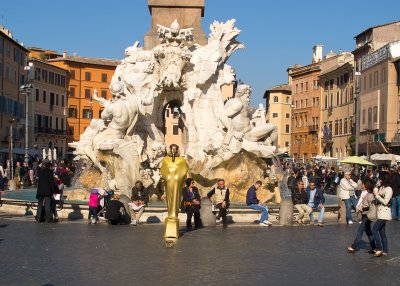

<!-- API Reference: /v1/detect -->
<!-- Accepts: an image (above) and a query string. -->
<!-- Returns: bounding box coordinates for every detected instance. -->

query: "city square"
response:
[1,0,400,285]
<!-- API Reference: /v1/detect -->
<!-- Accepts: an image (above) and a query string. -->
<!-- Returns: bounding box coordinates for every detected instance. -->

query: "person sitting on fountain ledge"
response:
[207,179,230,228]
[246,181,273,226]
[105,193,131,225]
[128,180,149,226]
[182,178,202,230]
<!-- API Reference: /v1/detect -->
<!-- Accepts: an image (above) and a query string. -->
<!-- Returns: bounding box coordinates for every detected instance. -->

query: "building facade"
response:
[0,26,29,164]
[48,54,120,152]
[28,55,68,159]
[319,52,355,158]
[353,21,400,155]
[264,84,292,150]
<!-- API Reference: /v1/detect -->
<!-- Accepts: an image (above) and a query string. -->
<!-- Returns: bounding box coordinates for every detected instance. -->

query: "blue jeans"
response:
[372,219,388,252]
[391,195,400,219]
[344,196,358,223]
[310,205,325,223]
[248,204,269,222]
[351,215,375,250]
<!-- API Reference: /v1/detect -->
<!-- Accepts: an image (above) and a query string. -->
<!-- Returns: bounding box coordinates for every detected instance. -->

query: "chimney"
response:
[62,51,67,58]
[312,44,323,63]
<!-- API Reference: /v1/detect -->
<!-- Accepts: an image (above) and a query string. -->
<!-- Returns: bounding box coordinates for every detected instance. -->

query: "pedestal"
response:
[279,198,293,226]
[199,198,216,227]
[164,217,179,247]
[338,200,347,224]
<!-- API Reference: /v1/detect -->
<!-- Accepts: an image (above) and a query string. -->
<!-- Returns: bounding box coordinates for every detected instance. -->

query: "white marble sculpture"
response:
[69,19,279,196]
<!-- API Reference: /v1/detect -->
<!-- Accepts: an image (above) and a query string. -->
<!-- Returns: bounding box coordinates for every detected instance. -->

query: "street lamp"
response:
[9,118,15,179]
[19,83,33,164]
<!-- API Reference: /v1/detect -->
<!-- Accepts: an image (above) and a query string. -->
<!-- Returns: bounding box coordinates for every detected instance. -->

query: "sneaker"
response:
[130,220,137,226]
[262,220,273,226]
[348,221,354,225]
[296,220,304,226]
[309,221,315,225]
[259,222,268,227]
[346,246,356,253]
[317,222,324,227]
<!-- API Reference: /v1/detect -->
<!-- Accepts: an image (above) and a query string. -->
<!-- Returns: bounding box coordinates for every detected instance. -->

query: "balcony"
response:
[34,127,66,135]
[308,125,319,133]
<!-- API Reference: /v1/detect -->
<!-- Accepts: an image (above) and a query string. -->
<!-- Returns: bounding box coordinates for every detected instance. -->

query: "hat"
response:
[91,188,99,194]
[43,158,50,165]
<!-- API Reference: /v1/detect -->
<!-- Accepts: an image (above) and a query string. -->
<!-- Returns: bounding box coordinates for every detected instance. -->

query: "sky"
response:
[2,0,400,107]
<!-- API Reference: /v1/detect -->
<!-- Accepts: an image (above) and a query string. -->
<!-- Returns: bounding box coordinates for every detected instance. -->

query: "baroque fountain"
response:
[69,19,281,203]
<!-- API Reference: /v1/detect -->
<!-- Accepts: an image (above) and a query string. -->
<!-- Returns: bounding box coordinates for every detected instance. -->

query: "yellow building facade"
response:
[264,84,292,150]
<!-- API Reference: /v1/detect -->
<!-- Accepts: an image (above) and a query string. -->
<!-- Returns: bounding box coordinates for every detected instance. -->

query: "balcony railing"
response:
[34,127,66,135]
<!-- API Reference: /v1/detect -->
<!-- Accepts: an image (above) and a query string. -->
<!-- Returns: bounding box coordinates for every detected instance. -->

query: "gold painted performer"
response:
[160,144,188,247]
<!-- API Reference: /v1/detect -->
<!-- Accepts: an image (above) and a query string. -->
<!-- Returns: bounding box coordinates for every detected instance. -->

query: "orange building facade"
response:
[48,54,120,152]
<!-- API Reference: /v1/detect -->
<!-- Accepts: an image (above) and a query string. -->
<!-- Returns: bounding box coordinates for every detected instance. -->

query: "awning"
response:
[351,141,388,154]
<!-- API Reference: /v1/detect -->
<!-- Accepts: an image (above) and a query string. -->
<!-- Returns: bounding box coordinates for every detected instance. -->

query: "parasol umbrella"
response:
[339,156,375,166]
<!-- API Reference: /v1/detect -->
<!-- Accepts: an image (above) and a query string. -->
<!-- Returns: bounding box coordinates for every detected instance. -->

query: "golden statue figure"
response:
[160,144,188,247]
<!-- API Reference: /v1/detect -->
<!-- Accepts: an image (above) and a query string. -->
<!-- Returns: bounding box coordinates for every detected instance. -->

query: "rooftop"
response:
[48,55,120,67]
[354,20,400,39]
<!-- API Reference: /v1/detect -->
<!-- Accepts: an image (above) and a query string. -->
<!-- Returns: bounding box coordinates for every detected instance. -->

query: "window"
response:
[363,76,366,91]
[61,119,64,131]
[272,113,278,118]
[301,83,303,92]
[43,91,47,103]
[344,118,348,134]
[313,80,318,89]
[374,71,379,86]
[313,97,316,107]
[85,72,91,81]
[83,108,92,119]
[285,113,290,119]
[70,70,76,79]
[49,72,54,84]
[373,106,378,123]
[305,99,308,107]
[369,73,372,88]
[368,107,372,129]
[286,97,289,103]
[99,109,103,118]
[336,92,339,106]
[295,101,298,108]
[62,95,65,107]
[330,93,333,108]
[68,107,77,118]
[173,124,179,135]
[285,124,290,133]
[382,67,386,83]
[70,87,75,97]
[362,109,365,124]
[101,73,107,82]
[339,119,342,135]
[285,141,289,147]
[50,93,55,106]
[324,94,328,109]
[85,89,91,98]
[300,100,303,108]
[35,89,39,101]
[273,96,278,103]
[56,94,59,106]
[305,82,308,91]
[329,79,334,89]
[334,121,338,136]
[101,90,107,99]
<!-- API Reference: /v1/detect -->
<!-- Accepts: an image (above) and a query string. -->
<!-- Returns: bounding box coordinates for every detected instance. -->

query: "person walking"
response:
[35,159,55,223]
[390,167,400,220]
[372,171,393,257]
[338,171,358,224]
[246,181,272,226]
[346,179,376,253]
[182,178,202,230]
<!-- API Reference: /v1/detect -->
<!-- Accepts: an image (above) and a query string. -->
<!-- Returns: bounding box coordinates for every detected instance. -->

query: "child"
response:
[89,188,100,224]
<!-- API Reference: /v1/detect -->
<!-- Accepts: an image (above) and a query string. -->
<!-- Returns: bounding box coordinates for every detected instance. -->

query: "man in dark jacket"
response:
[106,197,130,225]
[390,168,400,220]
[129,180,149,226]
[291,180,312,225]
[35,159,55,223]
[306,181,326,226]
[246,181,272,226]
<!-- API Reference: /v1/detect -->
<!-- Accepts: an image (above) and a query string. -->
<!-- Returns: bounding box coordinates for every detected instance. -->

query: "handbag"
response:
[366,203,377,221]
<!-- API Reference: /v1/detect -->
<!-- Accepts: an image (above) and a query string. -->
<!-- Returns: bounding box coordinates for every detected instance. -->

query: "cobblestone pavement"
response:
[0,216,399,286]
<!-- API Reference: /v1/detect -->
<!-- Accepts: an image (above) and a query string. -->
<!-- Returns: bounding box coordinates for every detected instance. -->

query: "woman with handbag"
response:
[182,178,202,230]
[371,171,393,257]
[346,179,376,253]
